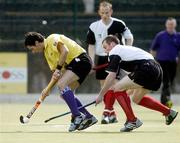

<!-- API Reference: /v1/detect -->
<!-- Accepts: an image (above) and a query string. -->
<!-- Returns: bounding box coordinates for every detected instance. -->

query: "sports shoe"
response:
[101,115,110,124]
[78,116,98,130]
[165,100,173,108]
[109,115,118,123]
[165,109,178,125]
[68,115,85,132]
[120,118,143,132]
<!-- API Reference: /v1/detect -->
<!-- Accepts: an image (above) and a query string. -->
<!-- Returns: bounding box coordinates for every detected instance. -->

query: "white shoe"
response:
[68,115,85,132]
[120,118,143,132]
[101,115,109,124]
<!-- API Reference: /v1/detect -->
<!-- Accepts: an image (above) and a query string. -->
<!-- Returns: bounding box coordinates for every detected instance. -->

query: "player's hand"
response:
[95,95,103,106]
[52,69,62,80]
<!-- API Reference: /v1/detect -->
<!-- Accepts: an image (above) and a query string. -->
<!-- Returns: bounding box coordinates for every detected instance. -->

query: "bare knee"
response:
[57,80,67,91]
[113,84,125,92]
[126,89,134,96]
[132,95,141,104]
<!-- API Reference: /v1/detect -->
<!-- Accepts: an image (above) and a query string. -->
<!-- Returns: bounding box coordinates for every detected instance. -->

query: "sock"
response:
[103,90,115,111]
[123,91,135,117]
[75,97,92,118]
[115,91,136,122]
[110,110,116,116]
[138,95,170,116]
[61,87,81,117]
[102,109,111,116]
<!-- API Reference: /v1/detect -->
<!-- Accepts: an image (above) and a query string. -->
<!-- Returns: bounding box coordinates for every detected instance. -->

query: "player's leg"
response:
[67,53,97,130]
[131,87,178,125]
[96,55,117,124]
[131,60,178,125]
[69,81,94,119]
[167,61,177,108]
[113,76,142,132]
[57,70,85,131]
[159,61,172,107]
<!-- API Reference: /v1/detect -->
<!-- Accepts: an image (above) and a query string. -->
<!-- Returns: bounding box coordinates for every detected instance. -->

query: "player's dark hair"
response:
[102,35,120,45]
[24,32,44,46]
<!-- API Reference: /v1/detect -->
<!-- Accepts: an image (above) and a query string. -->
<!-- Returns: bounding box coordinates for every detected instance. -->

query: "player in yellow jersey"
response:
[25,32,98,132]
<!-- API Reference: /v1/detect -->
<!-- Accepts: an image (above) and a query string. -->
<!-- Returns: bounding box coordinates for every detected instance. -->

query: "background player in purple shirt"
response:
[150,17,180,108]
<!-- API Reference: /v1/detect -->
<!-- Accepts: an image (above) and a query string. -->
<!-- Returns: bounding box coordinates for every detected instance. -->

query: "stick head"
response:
[20,115,29,124]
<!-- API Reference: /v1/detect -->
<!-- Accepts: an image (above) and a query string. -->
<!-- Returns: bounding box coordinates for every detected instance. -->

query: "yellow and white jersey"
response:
[44,34,86,71]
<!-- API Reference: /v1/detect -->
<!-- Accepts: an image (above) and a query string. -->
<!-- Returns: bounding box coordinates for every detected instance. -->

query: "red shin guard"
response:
[114,91,136,121]
[138,95,170,116]
[103,90,115,111]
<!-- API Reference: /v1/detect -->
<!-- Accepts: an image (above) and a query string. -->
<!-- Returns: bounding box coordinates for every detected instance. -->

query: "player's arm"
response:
[123,27,134,46]
[98,71,116,98]
[87,27,96,65]
[57,42,69,67]
[51,42,69,81]
[150,33,160,58]
[42,42,69,96]
[88,44,95,65]
[96,54,121,104]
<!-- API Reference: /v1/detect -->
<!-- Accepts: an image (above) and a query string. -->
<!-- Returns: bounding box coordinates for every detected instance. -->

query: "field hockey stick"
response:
[20,79,57,124]
[44,100,96,123]
[92,63,108,71]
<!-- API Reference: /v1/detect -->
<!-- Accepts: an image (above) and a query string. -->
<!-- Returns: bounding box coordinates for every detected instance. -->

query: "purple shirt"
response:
[151,30,180,61]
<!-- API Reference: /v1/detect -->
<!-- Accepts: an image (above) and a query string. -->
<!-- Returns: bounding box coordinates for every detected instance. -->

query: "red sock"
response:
[110,110,116,116]
[103,90,115,111]
[138,95,170,116]
[114,91,136,122]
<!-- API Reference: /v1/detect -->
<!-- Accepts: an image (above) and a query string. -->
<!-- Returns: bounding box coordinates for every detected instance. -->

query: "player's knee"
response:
[57,81,67,91]
[132,96,141,104]
[113,85,124,92]
[126,89,134,96]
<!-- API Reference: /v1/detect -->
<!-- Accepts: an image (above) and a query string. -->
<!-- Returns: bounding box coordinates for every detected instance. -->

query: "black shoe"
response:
[165,110,178,125]
[78,116,98,130]
[109,115,118,123]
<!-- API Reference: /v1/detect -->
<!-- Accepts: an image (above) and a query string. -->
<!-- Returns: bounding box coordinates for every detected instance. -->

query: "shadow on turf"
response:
[0,130,167,134]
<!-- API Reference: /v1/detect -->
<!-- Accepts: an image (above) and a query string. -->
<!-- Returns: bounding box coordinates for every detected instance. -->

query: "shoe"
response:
[120,118,143,132]
[109,115,118,123]
[78,116,98,130]
[165,109,178,125]
[68,115,85,132]
[165,100,173,108]
[101,115,110,124]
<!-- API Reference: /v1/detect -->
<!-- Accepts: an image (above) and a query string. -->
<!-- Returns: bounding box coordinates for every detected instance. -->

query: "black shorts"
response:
[128,60,163,91]
[66,53,92,84]
[95,55,108,80]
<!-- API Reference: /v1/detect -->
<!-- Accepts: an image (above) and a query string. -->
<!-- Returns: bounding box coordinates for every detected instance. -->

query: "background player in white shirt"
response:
[87,1,133,124]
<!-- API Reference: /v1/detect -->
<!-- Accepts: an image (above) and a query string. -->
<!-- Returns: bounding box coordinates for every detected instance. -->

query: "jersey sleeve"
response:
[122,27,133,39]
[107,55,121,73]
[112,19,133,40]
[86,27,96,45]
[117,20,126,33]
